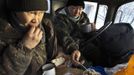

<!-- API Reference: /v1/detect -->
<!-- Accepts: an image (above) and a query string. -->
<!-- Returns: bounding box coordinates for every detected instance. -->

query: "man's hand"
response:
[71,50,82,66]
[22,26,43,49]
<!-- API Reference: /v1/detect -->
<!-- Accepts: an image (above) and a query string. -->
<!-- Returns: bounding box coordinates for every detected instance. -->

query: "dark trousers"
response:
[80,41,102,66]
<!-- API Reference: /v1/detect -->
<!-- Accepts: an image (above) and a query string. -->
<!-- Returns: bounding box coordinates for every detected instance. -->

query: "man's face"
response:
[68,5,83,17]
[16,11,45,27]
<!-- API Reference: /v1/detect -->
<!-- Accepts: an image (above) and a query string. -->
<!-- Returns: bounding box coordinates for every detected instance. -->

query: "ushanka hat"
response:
[6,0,48,12]
[66,0,85,9]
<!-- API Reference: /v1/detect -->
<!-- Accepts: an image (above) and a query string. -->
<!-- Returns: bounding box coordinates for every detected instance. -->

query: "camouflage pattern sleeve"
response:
[0,42,33,75]
[54,15,79,54]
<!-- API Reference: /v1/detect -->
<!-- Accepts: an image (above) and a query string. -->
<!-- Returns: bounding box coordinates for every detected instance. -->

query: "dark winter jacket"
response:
[0,17,57,75]
[42,18,58,62]
[99,23,134,67]
[54,7,90,54]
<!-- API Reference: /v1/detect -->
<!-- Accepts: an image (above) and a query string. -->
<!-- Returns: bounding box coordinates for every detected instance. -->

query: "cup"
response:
[42,63,56,75]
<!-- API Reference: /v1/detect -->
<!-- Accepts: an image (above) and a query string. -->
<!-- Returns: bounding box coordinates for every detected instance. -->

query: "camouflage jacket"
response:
[0,18,57,75]
[54,8,90,54]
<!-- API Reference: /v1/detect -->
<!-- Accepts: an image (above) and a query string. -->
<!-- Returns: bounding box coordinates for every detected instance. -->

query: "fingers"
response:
[72,51,75,60]
[23,26,43,49]
[38,30,43,40]
[34,27,43,40]
[34,27,40,35]
[28,26,36,34]
[28,26,43,36]
[71,50,81,66]
[72,50,80,61]
[80,60,85,64]
[76,52,80,61]
[72,53,77,63]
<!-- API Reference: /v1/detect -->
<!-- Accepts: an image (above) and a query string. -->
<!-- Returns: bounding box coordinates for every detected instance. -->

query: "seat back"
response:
[97,23,134,67]
[0,0,8,19]
[99,23,134,58]
[52,0,67,17]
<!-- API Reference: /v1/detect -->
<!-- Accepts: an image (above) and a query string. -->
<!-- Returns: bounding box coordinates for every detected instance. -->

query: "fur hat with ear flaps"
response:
[6,0,48,12]
[66,0,85,9]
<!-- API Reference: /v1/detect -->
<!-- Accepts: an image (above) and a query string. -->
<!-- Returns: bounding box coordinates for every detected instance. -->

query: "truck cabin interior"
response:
[0,0,134,74]
[51,0,134,40]
[52,0,134,25]
[51,0,134,67]
[0,0,133,25]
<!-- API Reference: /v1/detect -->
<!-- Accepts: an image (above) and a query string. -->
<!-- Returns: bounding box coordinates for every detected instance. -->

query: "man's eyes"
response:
[28,11,35,14]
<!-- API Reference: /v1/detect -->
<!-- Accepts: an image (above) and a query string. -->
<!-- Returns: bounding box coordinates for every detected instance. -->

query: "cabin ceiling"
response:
[86,0,134,6]
[53,0,133,6]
